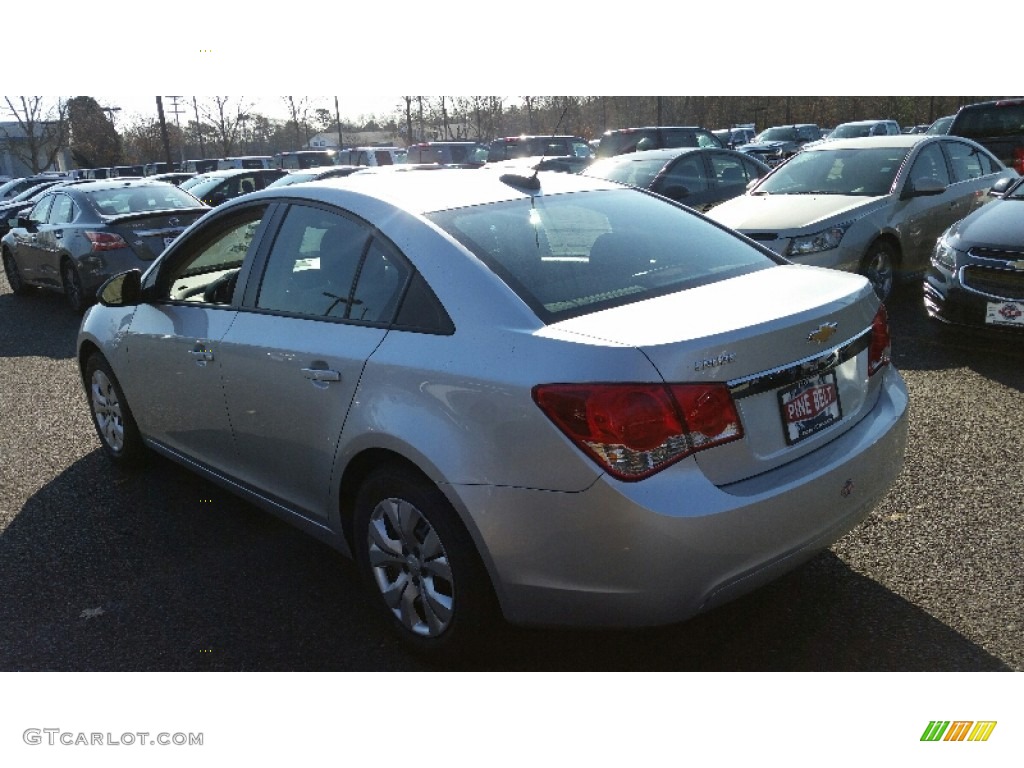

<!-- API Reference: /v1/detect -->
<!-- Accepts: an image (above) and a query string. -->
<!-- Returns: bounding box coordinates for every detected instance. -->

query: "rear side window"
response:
[427,189,773,322]
[943,140,986,182]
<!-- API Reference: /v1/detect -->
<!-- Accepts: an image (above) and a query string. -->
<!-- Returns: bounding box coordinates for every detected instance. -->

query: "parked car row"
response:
[7,105,1018,660]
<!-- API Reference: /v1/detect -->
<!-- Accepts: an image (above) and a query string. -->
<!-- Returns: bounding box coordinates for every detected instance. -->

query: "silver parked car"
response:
[708,135,1016,300]
[77,170,909,657]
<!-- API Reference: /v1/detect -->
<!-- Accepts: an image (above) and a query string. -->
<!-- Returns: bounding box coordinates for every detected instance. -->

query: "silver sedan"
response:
[77,169,909,658]
[708,134,1017,300]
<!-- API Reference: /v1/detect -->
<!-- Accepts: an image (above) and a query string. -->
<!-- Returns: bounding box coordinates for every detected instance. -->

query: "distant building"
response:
[307,129,405,149]
[0,120,63,178]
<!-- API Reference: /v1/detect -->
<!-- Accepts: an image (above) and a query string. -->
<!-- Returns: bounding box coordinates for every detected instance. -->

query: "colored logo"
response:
[998,303,1022,320]
[921,721,997,742]
[806,322,838,344]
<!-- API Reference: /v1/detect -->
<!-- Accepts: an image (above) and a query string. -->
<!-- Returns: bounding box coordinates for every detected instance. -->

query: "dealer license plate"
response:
[985,301,1024,327]
[778,372,841,445]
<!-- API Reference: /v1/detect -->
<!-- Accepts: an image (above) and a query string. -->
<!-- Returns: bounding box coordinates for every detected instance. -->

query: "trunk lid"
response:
[106,209,207,260]
[548,264,885,484]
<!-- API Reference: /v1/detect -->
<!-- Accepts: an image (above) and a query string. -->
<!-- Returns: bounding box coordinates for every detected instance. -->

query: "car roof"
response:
[242,167,624,215]
[45,178,176,192]
[803,134,931,150]
[192,168,282,178]
[836,119,894,126]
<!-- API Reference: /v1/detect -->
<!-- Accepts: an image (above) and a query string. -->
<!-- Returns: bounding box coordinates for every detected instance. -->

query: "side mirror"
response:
[98,269,143,307]
[901,177,946,200]
[988,176,1016,197]
[17,216,36,231]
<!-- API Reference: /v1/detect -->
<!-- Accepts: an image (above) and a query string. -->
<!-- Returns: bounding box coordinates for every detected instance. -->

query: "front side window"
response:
[660,156,709,193]
[162,206,266,303]
[28,196,54,224]
[427,189,774,322]
[909,143,951,187]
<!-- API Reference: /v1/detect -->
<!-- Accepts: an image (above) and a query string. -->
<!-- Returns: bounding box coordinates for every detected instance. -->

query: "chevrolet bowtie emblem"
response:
[807,323,838,343]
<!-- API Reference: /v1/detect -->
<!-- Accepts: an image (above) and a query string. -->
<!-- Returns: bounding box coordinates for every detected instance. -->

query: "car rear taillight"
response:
[85,231,129,251]
[532,382,743,481]
[1013,146,1024,175]
[869,304,891,375]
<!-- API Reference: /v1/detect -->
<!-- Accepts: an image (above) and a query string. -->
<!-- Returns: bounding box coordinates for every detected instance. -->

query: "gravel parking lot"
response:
[0,273,1020,671]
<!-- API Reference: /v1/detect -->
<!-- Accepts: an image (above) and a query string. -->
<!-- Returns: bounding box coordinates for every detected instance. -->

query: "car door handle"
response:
[301,366,341,382]
[54,230,63,239]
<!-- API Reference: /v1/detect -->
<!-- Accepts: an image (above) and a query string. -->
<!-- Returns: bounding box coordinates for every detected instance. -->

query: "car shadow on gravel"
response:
[0,450,1011,672]
[0,288,80,360]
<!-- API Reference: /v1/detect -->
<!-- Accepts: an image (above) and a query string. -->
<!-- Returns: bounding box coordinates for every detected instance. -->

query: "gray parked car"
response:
[77,169,908,657]
[708,135,1016,300]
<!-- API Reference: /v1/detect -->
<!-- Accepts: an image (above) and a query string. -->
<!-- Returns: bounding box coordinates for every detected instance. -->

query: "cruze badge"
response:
[807,323,838,344]
[694,353,736,372]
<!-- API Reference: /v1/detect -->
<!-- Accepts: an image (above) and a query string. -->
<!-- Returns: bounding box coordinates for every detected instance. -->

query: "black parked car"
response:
[486,135,592,162]
[179,168,287,206]
[736,124,821,166]
[582,147,771,211]
[925,175,1024,332]
[946,98,1024,175]
[1,180,209,311]
[595,126,723,157]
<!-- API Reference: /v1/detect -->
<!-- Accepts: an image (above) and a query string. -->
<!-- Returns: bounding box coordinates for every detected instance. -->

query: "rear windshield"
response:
[88,184,206,216]
[584,157,666,188]
[426,188,773,322]
[952,103,1024,138]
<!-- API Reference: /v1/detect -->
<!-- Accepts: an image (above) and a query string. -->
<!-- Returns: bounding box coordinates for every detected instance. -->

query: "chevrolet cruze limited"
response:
[709,135,1015,301]
[77,169,909,657]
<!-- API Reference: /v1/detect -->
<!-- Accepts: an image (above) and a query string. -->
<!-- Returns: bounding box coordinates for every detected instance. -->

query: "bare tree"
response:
[200,97,254,157]
[2,97,69,173]
[284,96,310,149]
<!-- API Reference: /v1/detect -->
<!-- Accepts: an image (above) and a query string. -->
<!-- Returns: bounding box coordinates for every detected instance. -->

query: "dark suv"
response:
[736,124,821,166]
[595,126,722,158]
[487,135,592,162]
[947,99,1024,175]
[405,142,488,166]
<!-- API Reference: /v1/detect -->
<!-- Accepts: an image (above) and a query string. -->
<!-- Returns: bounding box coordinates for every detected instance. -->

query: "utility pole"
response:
[155,97,173,167]
[166,96,187,164]
[192,97,206,158]
[334,96,343,149]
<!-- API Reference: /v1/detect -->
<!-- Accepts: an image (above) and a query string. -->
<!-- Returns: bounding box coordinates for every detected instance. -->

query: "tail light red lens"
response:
[85,231,129,252]
[1013,147,1024,176]
[869,304,891,375]
[533,382,742,481]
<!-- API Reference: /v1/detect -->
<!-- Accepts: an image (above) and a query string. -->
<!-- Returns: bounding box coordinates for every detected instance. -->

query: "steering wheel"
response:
[176,271,239,303]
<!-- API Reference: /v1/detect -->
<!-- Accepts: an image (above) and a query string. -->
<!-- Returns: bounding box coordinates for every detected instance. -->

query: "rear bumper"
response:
[449,366,909,628]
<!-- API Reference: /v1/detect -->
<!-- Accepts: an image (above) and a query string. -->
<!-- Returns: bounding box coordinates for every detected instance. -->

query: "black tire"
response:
[860,240,899,302]
[62,260,89,313]
[2,249,30,295]
[353,465,498,661]
[84,353,146,466]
